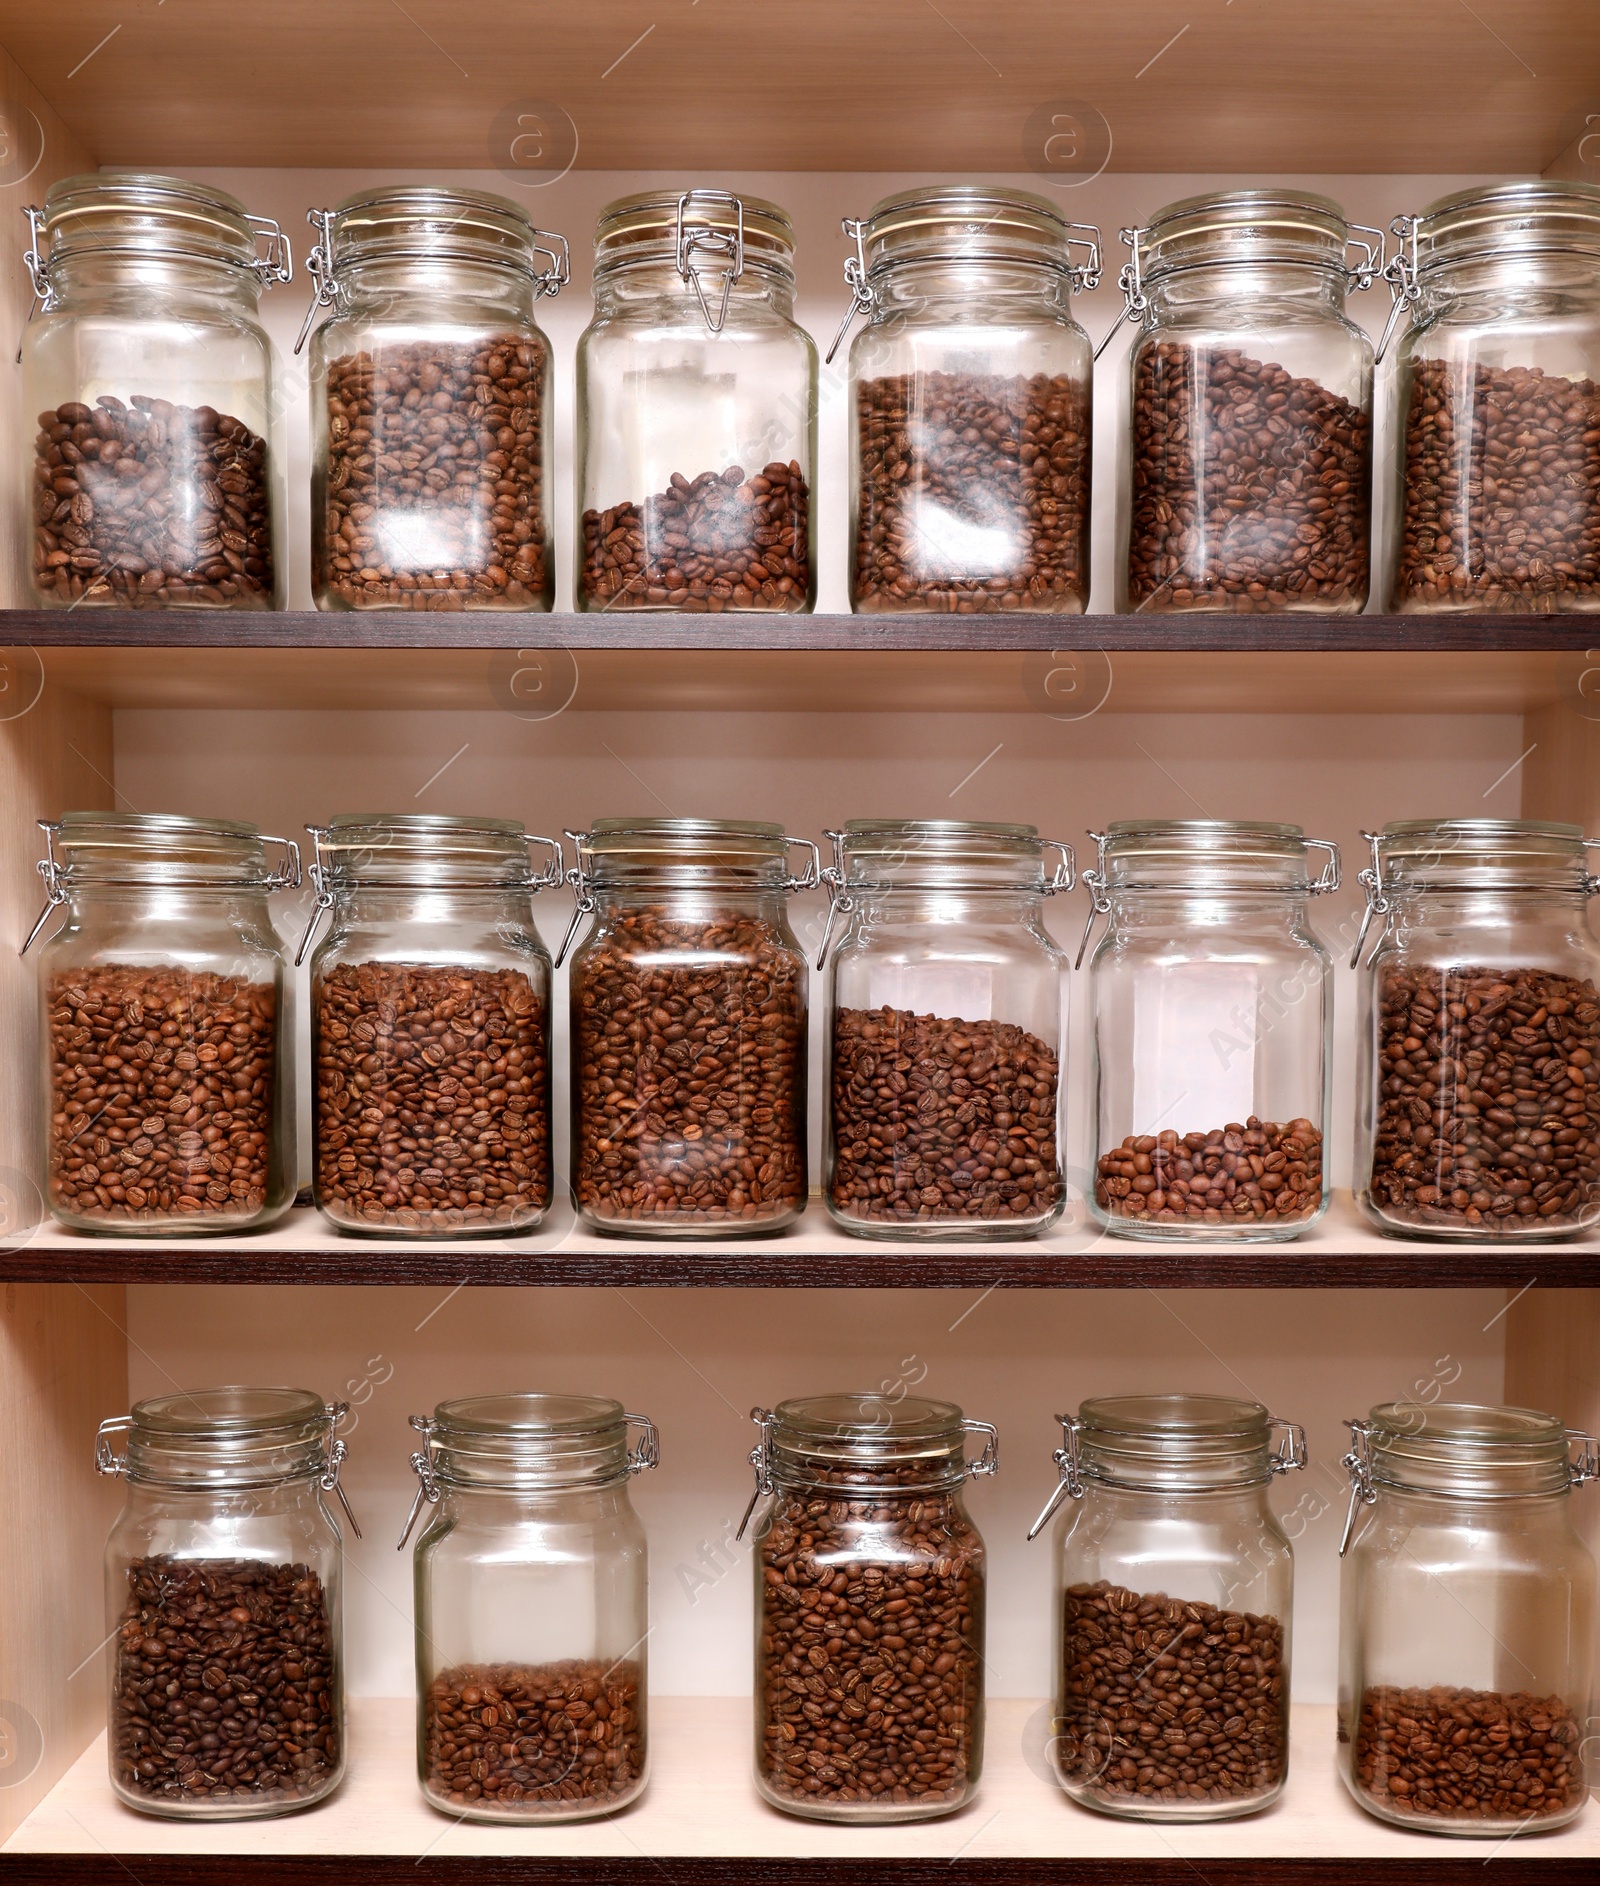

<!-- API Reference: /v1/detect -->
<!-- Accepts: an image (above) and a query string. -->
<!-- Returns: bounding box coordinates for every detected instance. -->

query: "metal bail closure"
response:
[1568,1429,1600,1488]
[95,1414,135,1477]
[321,1401,362,1539]
[554,827,597,968]
[963,1418,1000,1479]
[19,819,68,957]
[813,830,853,971]
[1093,226,1147,363]
[1074,831,1112,970]
[294,206,338,355]
[1044,841,1076,896]
[530,229,571,299]
[1027,1414,1085,1540]
[676,189,745,335]
[625,1412,661,1475]
[1350,829,1390,969]
[735,1406,778,1541]
[16,202,54,360]
[1374,214,1422,366]
[396,1414,442,1550]
[825,215,877,365]
[294,825,335,966]
[1268,1416,1308,1476]
[1338,1418,1377,1557]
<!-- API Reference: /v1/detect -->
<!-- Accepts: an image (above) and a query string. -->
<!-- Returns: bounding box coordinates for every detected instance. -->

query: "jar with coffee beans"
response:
[24,812,301,1236]
[1030,1394,1305,1822]
[739,1393,996,1821]
[561,819,816,1235]
[1109,191,1382,613]
[1339,1400,1597,1835]
[1353,820,1600,1240]
[576,191,816,612]
[830,188,1098,614]
[1083,822,1338,1241]
[402,1393,657,1822]
[818,820,1073,1237]
[297,816,563,1238]
[20,173,292,609]
[299,188,568,612]
[96,1386,358,1818]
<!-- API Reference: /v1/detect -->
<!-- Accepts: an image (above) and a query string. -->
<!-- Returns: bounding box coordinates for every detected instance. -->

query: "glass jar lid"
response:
[745,1394,999,1501]
[1398,180,1600,277]
[1092,821,1339,893]
[570,818,818,891]
[403,1393,658,1510]
[25,173,291,294]
[852,185,1099,284]
[830,820,1072,891]
[1364,818,1597,895]
[305,813,559,885]
[96,1386,345,1491]
[594,187,794,281]
[1346,1401,1599,1504]
[1128,189,1375,286]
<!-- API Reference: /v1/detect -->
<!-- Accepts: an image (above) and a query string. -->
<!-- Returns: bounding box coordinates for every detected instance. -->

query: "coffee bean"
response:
[1095,1118,1323,1226]
[1353,1685,1582,1823]
[31,395,273,609]
[853,372,1089,612]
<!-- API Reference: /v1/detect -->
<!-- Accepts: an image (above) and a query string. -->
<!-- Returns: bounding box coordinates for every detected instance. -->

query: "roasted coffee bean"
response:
[1095,1118,1323,1226]
[111,1556,339,1805]
[1128,342,1370,611]
[830,1005,1062,1225]
[319,337,550,610]
[31,395,273,609]
[422,1659,643,1813]
[1057,1580,1286,1809]
[313,962,549,1234]
[1367,965,1600,1232]
[47,966,277,1227]
[580,461,810,611]
[853,372,1089,613]
[1353,1684,1581,1822]
[1395,358,1600,612]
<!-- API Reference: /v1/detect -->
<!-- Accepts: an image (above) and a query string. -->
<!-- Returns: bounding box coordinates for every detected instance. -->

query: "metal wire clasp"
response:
[554,827,597,968]
[963,1418,1000,1479]
[1567,1429,1600,1488]
[677,190,745,335]
[813,829,854,971]
[1349,829,1390,969]
[293,207,338,355]
[19,818,67,956]
[625,1412,661,1475]
[1027,1413,1085,1540]
[1343,223,1386,294]
[94,1414,134,1477]
[1374,214,1423,366]
[1092,226,1148,363]
[1074,830,1112,969]
[1268,1416,1308,1476]
[1338,1418,1377,1557]
[321,1399,362,1539]
[247,214,294,291]
[825,216,877,365]
[735,1406,778,1541]
[397,1414,442,1550]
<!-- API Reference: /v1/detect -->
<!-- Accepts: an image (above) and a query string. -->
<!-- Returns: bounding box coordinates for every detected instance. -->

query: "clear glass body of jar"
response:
[563,820,814,1236]
[21,173,291,609]
[576,190,817,613]
[819,821,1072,1238]
[96,1387,353,1819]
[1387,181,1600,614]
[1085,822,1338,1241]
[25,812,301,1236]
[743,1394,996,1822]
[838,188,1097,614]
[407,1394,656,1822]
[1034,1394,1303,1822]
[301,816,562,1238]
[1112,191,1379,613]
[303,187,566,612]
[1339,1401,1598,1835]
[1354,820,1600,1240]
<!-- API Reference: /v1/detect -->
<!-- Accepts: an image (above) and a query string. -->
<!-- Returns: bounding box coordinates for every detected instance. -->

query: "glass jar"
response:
[740,1393,996,1822]
[1110,191,1381,613]
[1338,1401,1598,1835]
[1030,1394,1305,1822]
[297,816,563,1238]
[1083,822,1338,1240]
[817,820,1073,1238]
[576,190,816,612]
[23,812,301,1235]
[561,819,815,1236]
[95,1386,356,1819]
[300,187,568,612]
[1353,820,1600,1240]
[402,1393,657,1822]
[20,172,292,609]
[1385,181,1600,614]
[832,188,1098,614]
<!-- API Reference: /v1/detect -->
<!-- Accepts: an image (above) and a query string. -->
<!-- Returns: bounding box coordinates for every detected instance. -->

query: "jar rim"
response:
[1407,178,1600,272]
[1361,1399,1578,1499]
[774,1392,964,1441]
[44,810,280,889]
[1374,818,1593,894]
[580,817,796,889]
[37,172,265,277]
[1073,1393,1281,1492]
[324,184,560,284]
[310,813,541,887]
[836,820,1054,892]
[432,1392,626,1438]
[131,1386,328,1437]
[1078,1392,1271,1440]
[1098,820,1327,894]
[855,185,1092,283]
[593,188,795,284]
[1136,188,1354,282]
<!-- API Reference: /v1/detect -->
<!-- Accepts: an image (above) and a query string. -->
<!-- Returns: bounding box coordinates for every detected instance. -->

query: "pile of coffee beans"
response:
[32,395,274,608]
[1095,1118,1323,1227]
[829,1006,1061,1225]
[1128,341,1370,611]
[47,966,278,1227]
[111,1555,339,1805]
[1367,965,1600,1232]
[853,372,1089,613]
[572,909,806,1228]
[318,337,549,610]
[422,1659,644,1813]
[580,462,810,611]
[1056,1580,1286,1809]
[1394,358,1600,611]
[313,961,549,1234]
[1352,1684,1582,1822]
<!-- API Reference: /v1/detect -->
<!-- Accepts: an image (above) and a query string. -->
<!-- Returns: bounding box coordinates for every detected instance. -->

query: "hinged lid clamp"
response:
[1027,1413,1085,1540]
[294,207,338,355]
[1093,227,1148,363]
[735,1406,779,1541]
[676,190,745,335]
[825,217,877,365]
[1338,1418,1377,1557]
[1375,215,1423,365]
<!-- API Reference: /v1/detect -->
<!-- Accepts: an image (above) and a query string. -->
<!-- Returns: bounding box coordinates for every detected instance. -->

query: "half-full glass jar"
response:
[298,816,563,1237]
[404,1393,657,1822]
[561,819,815,1235]
[1111,191,1380,612]
[818,820,1072,1236]
[576,190,816,612]
[741,1393,996,1821]
[833,188,1098,613]
[1385,181,1600,613]
[301,187,567,611]
[21,173,292,608]
[24,813,301,1235]
[1031,1394,1305,1821]
[1353,820,1600,1240]
[96,1386,355,1818]
[1339,1401,1597,1835]
[1083,822,1338,1239]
